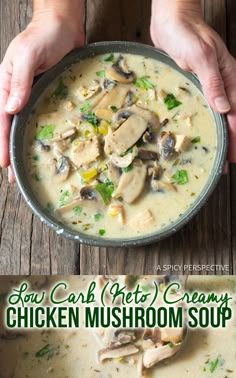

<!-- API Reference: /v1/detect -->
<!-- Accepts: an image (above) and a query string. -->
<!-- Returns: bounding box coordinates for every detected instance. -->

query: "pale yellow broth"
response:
[0,276,235,378]
[25,53,217,239]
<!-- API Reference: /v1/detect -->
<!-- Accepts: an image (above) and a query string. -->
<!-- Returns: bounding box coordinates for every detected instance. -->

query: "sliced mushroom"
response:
[114,162,146,204]
[94,84,130,110]
[128,209,156,232]
[34,140,51,152]
[107,162,121,186]
[161,328,183,343]
[105,114,148,155]
[111,146,138,168]
[50,127,77,143]
[160,118,169,128]
[112,105,159,130]
[142,129,154,143]
[125,90,136,106]
[105,55,135,84]
[98,344,139,362]
[147,162,163,180]
[143,328,161,345]
[102,78,116,90]
[143,344,181,369]
[71,136,100,167]
[151,180,177,192]
[80,186,97,200]
[158,132,176,160]
[76,80,101,101]
[54,156,70,183]
[138,149,158,161]
[159,89,167,101]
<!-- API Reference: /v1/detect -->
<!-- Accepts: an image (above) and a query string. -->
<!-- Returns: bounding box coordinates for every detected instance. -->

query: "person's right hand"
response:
[0,10,84,182]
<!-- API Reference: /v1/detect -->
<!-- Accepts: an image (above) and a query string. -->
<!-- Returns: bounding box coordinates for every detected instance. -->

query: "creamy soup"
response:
[0,276,235,378]
[25,53,217,239]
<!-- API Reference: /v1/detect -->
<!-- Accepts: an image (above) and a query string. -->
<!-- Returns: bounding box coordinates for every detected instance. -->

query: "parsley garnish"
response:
[80,102,91,112]
[122,164,133,173]
[96,70,106,78]
[73,206,82,216]
[172,170,189,185]
[164,94,182,110]
[99,229,106,236]
[95,180,114,205]
[110,106,118,112]
[59,191,70,207]
[93,213,103,221]
[52,79,68,99]
[35,125,54,140]
[83,112,99,127]
[134,76,154,90]
[33,155,39,161]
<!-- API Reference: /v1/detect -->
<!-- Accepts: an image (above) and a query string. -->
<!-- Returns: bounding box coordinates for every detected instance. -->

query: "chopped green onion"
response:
[59,191,70,207]
[83,112,98,127]
[93,213,103,221]
[191,136,201,144]
[35,344,56,359]
[134,76,154,90]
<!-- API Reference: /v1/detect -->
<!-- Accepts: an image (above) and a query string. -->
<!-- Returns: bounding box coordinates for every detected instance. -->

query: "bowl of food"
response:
[10,41,227,247]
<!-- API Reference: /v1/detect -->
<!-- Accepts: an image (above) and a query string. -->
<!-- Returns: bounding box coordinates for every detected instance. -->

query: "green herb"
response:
[209,357,220,373]
[168,342,174,348]
[33,155,39,161]
[136,137,144,147]
[120,148,133,157]
[95,180,114,205]
[103,54,114,62]
[93,213,103,221]
[33,173,40,182]
[128,276,138,287]
[96,70,106,78]
[191,136,201,144]
[35,124,54,140]
[52,79,68,99]
[83,112,98,127]
[73,206,82,216]
[35,344,56,359]
[45,203,54,213]
[59,191,70,207]
[134,76,154,90]
[164,94,182,110]
[122,164,133,173]
[172,170,189,185]
[99,229,106,236]
[141,284,150,293]
[110,106,118,112]
[80,102,91,112]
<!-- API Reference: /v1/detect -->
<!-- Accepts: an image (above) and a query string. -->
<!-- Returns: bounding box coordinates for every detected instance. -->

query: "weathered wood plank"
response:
[0,0,79,274]
[81,0,232,275]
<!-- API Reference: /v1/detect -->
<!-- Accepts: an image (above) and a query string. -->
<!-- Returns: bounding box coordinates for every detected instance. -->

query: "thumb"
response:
[5,51,35,114]
[193,57,230,114]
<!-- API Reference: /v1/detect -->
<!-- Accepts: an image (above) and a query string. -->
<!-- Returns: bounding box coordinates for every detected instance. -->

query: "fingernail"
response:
[5,96,20,112]
[214,96,231,113]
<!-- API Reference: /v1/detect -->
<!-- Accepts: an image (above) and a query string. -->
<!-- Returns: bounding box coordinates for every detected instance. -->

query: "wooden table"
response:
[0,0,235,275]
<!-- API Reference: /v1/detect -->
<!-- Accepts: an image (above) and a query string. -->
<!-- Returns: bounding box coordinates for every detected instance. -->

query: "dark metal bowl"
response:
[10,42,227,247]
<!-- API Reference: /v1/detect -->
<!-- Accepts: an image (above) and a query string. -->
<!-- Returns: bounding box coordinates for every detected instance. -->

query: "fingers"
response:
[0,64,12,167]
[5,49,35,115]
[192,49,230,114]
[8,166,15,184]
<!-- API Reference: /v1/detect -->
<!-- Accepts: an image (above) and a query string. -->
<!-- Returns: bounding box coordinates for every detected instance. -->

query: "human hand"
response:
[0,5,84,182]
[151,0,236,163]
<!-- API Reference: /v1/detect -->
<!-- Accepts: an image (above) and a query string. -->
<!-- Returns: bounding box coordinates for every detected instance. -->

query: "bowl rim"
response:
[10,41,228,247]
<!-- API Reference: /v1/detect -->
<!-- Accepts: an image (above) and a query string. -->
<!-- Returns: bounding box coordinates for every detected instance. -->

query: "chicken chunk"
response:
[71,136,100,167]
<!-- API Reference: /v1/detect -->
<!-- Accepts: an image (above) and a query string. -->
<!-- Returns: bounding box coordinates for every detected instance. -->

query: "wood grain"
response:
[0,0,235,275]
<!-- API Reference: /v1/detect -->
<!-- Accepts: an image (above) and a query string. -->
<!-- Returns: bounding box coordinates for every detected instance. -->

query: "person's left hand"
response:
[150,0,236,163]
